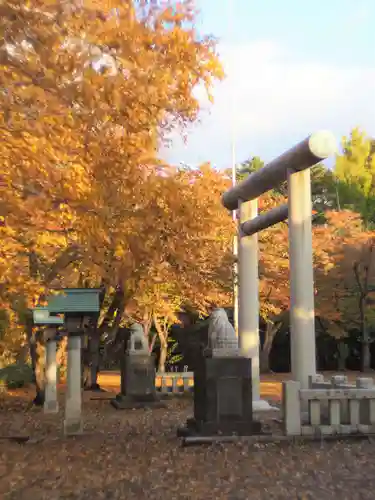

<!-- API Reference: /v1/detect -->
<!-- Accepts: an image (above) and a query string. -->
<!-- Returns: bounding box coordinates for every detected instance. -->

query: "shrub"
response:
[0,362,34,390]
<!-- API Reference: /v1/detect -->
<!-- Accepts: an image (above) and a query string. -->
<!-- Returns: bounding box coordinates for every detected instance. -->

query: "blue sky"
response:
[160,0,375,169]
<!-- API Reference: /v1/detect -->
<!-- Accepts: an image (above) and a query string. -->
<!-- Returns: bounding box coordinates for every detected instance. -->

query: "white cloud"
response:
[160,39,375,169]
[343,3,373,27]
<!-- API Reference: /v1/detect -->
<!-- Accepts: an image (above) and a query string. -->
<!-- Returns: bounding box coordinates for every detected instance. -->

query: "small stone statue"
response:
[127,323,149,354]
[207,308,239,355]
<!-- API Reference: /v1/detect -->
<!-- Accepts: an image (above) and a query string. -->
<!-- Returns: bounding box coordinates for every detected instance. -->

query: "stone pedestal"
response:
[64,335,83,435]
[177,355,262,437]
[44,338,58,414]
[111,353,165,409]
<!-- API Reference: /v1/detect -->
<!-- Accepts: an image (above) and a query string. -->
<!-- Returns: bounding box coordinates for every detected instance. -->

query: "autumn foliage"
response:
[0,0,232,365]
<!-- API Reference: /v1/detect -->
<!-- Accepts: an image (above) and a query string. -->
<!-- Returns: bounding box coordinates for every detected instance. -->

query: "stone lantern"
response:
[34,288,101,435]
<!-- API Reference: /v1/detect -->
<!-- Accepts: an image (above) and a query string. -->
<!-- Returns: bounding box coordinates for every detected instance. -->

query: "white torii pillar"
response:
[288,168,316,389]
[238,199,260,400]
[238,200,277,411]
[222,131,337,393]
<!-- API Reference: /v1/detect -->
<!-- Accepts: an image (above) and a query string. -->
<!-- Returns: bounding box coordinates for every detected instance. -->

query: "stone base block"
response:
[177,356,263,440]
[253,399,279,412]
[177,417,262,438]
[64,417,83,436]
[44,400,59,414]
[84,383,106,392]
[111,393,166,410]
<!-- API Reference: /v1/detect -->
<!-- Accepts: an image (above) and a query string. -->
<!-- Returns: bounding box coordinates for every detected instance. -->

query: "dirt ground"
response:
[1,373,375,500]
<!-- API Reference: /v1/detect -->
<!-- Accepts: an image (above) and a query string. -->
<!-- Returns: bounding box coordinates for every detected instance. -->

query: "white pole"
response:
[232,206,239,336]
[64,335,83,435]
[288,168,317,389]
[238,199,260,401]
[228,0,239,335]
[44,330,58,414]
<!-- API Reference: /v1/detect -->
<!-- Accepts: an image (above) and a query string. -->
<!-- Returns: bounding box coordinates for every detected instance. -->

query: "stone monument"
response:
[111,323,165,409]
[178,308,262,438]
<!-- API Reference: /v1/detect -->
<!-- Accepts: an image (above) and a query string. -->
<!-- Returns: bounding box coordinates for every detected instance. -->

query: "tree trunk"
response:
[27,321,45,405]
[26,316,36,377]
[26,316,46,405]
[361,338,371,372]
[259,322,280,374]
[259,347,271,373]
[359,295,371,372]
[100,289,126,368]
[362,333,371,372]
[32,330,46,406]
[158,338,168,373]
[142,312,152,339]
[27,251,42,403]
[98,287,125,337]
[83,324,101,390]
[15,342,29,364]
[337,341,349,371]
[153,314,168,373]
[149,333,157,353]
[57,336,67,381]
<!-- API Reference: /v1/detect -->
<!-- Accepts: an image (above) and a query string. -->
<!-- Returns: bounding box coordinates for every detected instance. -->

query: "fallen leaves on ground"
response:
[1,389,375,500]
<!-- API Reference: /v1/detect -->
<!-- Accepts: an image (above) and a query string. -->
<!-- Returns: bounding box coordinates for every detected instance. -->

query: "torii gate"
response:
[222,131,337,409]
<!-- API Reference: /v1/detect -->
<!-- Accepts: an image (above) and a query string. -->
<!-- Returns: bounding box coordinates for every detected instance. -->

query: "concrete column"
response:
[44,334,58,414]
[238,199,261,402]
[288,168,317,389]
[64,335,83,435]
[283,381,302,436]
[233,232,239,336]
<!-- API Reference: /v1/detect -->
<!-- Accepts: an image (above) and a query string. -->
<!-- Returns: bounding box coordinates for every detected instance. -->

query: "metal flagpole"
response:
[228,0,239,335]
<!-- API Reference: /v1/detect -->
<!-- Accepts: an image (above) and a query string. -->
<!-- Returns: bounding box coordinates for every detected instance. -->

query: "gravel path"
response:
[1,391,375,499]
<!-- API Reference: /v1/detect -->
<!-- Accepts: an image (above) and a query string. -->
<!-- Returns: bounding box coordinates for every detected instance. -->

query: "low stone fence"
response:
[155,371,194,394]
[283,375,375,437]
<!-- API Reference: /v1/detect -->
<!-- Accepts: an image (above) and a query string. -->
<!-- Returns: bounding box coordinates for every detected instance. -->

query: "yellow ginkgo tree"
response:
[0,0,233,383]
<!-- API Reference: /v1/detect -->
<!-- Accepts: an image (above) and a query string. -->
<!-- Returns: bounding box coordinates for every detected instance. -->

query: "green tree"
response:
[334,128,375,227]
[236,156,264,181]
